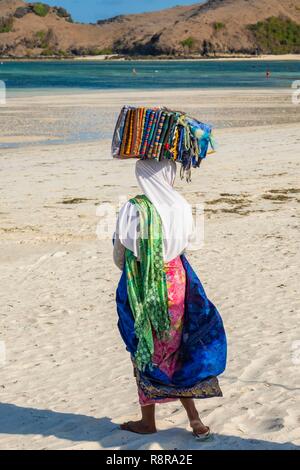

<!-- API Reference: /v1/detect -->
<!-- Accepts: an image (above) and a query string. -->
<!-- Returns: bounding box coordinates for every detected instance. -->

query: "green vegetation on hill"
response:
[249,16,300,54]
[13,4,73,22]
[32,3,50,17]
[35,30,50,48]
[180,36,196,52]
[54,6,73,22]
[213,22,225,31]
[0,16,14,33]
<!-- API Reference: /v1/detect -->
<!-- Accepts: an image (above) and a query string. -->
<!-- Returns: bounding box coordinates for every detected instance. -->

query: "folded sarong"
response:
[112,106,216,179]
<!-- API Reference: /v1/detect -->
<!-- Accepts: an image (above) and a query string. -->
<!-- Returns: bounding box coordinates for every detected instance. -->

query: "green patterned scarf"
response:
[125,195,170,371]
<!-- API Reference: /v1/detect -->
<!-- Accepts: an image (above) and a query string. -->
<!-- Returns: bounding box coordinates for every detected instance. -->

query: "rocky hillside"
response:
[0,1,111,57]
[0,0,300,57]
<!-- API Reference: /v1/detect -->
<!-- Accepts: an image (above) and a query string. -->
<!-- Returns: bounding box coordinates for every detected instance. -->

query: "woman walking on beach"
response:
[113,159,226,439]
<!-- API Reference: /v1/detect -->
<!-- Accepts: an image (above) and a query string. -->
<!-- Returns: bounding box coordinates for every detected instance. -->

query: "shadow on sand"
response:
[0,403,299,450]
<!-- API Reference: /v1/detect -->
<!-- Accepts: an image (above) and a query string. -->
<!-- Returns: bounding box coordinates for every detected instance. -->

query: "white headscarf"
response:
[116,159,195,262]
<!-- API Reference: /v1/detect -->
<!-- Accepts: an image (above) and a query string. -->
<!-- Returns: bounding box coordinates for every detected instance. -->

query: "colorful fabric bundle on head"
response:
[112,106,216,181]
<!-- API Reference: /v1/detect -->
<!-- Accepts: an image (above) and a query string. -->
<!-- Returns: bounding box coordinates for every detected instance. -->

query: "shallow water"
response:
[1,60,300,91]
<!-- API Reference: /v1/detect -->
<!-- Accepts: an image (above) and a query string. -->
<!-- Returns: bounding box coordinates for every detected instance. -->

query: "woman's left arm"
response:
[113,232,126,271]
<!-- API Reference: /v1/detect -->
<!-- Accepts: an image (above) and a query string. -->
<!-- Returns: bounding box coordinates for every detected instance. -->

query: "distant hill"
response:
[1,0,300,57]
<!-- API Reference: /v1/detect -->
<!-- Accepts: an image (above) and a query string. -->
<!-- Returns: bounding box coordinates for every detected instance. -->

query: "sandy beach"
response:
[0,88,300,450]
[73,54,300,61]
[3,54,300,63]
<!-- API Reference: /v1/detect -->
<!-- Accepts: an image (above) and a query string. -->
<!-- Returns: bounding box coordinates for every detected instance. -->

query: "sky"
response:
[26,1,203,23]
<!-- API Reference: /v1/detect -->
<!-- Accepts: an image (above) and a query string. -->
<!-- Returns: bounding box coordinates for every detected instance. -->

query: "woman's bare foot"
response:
[121,404,157,434]
[120,420,157,434]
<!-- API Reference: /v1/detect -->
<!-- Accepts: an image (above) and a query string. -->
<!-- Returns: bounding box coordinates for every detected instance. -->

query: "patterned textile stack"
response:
[112,106,215,181]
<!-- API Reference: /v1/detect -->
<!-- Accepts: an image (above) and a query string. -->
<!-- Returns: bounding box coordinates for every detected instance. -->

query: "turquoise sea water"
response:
[1,60,300,91]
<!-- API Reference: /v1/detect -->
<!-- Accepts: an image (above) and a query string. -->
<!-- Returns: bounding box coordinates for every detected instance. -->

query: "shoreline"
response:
[6,86,295,95]
[1,54,300,62]
[76,54,300,62]
[4,87,296,105]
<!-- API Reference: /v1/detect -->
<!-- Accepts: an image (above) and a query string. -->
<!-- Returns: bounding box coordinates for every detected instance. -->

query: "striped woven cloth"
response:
[111,106,215,178]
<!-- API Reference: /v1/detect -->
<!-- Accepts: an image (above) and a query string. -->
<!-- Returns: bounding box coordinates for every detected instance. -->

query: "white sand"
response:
[0,89,299,450]
[73,54,300,61]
